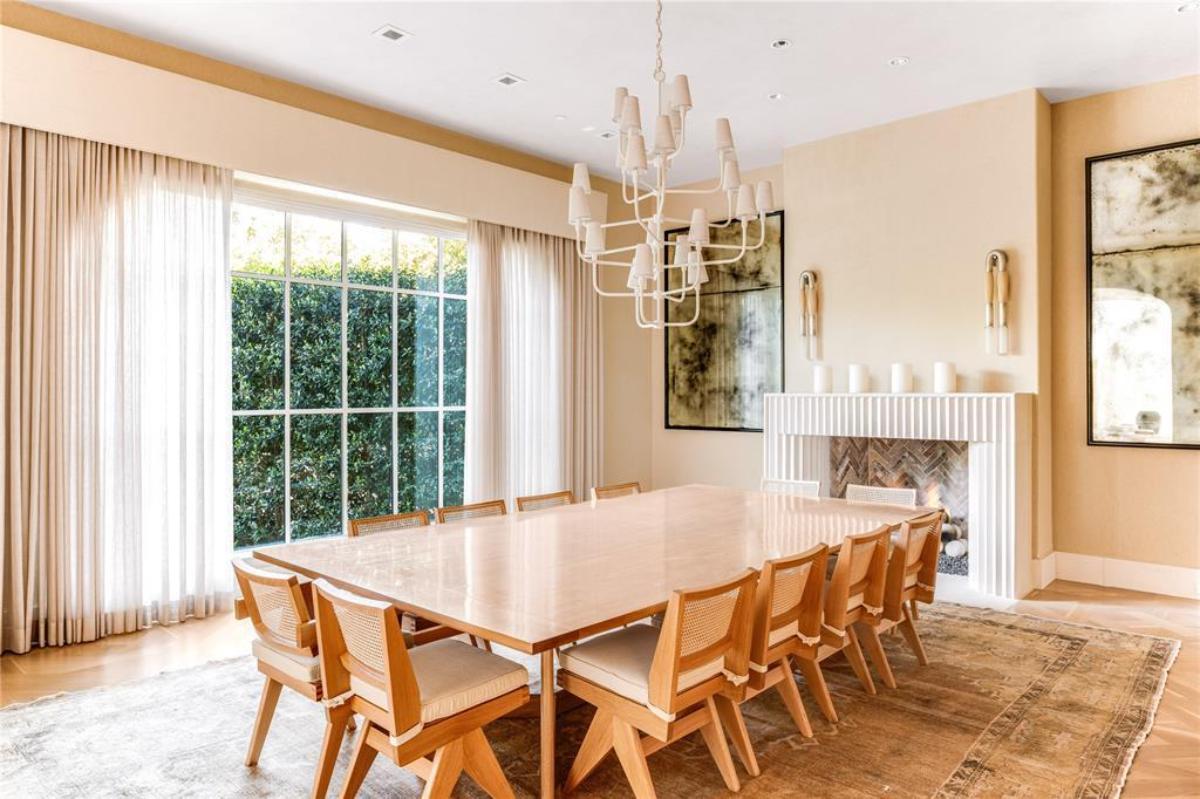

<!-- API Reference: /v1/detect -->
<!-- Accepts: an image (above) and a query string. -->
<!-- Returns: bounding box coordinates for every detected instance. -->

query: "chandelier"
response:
[568,0,775,329]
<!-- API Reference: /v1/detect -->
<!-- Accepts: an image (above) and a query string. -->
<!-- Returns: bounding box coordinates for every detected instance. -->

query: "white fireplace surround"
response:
[763,393,1035,598]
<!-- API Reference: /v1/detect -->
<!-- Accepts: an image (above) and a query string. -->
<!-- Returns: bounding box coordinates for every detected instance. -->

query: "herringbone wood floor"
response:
[1,581,1196,797]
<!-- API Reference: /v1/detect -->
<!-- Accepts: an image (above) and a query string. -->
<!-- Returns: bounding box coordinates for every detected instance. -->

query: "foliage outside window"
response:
[231,202,467,549]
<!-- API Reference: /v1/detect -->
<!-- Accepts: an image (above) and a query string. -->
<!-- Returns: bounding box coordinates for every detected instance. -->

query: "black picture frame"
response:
[662,209,785,433]
[1085,137,1200,450]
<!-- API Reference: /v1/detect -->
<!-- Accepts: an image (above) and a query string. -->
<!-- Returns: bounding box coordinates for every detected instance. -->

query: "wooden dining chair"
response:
[348,509,431,536]
[713,544,829,777]
[791,526,890,723]
[590,481,642,501]
[557,568,759,799]
[516,489,576,511]
[234,558,351,799]
[436,499,507,523]
[313,579,529,799]
[760,478,820,498]
[347,511,469,649]
[845,483,918,507]
[858,512,942,687]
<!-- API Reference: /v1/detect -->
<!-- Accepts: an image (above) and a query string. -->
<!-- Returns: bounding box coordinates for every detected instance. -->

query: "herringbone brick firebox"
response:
[830,437,969,534]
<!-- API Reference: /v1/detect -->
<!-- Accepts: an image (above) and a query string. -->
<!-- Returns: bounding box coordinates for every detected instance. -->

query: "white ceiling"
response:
[31,1,1200,183]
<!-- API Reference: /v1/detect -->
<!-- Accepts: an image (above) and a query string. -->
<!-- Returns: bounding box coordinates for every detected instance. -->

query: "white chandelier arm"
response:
[664,286,703,327]
[590,260,642,299]
[708,193,737,229]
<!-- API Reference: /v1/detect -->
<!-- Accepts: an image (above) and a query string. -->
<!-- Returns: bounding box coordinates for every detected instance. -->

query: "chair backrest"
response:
[313,578,420,740]
[591,481,642,501]
[846,483,917,507]
[824,526,890,632]
[647,569,758,716]
[750,544,828,669]
[884,512,942,620]
[516,490,575,512]
[761,478,820,498]
[348,510,431,537]
[233,558,315,656]
[436,499,507,524]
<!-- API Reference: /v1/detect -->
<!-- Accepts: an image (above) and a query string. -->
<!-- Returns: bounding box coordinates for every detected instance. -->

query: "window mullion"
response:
[340,221,350,536]
[283,211,293,544]
[391,229,400,515]
[437,237,445,508]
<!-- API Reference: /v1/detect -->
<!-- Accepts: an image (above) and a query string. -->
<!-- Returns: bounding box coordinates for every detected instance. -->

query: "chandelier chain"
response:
[653,0,665,82]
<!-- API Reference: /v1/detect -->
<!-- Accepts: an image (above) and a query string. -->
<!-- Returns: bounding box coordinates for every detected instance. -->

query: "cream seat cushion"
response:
[252,638,321,684]
[350,639,527,723]
[558,624,722,712]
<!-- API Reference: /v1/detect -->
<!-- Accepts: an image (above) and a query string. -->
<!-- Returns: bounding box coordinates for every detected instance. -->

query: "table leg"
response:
[539,650,556,798]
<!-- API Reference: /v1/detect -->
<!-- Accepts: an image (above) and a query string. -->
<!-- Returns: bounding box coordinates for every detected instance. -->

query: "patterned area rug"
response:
[0,604,1177,798]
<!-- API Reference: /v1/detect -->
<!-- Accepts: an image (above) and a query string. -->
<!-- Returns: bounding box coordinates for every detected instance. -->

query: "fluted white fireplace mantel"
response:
[763,393,1035,598]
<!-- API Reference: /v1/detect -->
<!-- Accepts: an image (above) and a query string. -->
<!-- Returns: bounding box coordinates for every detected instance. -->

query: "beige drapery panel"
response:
[465,220,601,506]
[1,124,234,654]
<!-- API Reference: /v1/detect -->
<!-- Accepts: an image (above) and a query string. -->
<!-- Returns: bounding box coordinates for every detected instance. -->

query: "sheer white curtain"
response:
[465,221,601,505]
[1,124,233,654]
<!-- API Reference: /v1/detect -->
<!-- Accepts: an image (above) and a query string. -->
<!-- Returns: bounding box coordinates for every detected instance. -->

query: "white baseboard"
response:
[1039,551,1200,600]
[1034,552,1057,590]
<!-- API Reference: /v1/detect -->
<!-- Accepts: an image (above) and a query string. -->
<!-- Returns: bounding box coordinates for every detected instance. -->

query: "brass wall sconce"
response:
[984,250,1010,355]
[800,270,820,360]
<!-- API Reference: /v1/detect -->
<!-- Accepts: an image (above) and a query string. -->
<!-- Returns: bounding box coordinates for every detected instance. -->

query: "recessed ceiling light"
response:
[1178,1,1200,11]
[770,39,792,50]
[888,56,911,67]
[493,72,526,87]
[554,114,568,121]
[581,125,596,133]
[767,92,784,101]
[373,24,412,44]
[598,130,617,140]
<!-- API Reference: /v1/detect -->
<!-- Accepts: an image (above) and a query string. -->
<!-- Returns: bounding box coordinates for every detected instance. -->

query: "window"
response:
[230,200,467,549]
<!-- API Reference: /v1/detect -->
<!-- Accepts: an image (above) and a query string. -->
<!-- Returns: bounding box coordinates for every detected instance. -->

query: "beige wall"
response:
[1051,76,1200,569]
[644,92,1054,559]
[644,165,785,491]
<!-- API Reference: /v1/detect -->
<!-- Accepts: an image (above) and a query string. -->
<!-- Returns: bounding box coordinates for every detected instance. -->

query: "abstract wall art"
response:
[664,210,783,431]
[1087,138,1200,449]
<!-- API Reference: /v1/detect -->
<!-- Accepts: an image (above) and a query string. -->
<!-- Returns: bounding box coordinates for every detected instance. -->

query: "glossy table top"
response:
[255,484,932,653]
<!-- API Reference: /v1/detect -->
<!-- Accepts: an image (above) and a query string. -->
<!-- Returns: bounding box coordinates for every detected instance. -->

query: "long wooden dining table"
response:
[254,483,934,797]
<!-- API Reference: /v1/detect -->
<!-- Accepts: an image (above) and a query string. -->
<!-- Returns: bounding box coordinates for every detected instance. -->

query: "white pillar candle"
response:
[847,364,869,394]
[890,363,913,393]
[933,361,957,394]
[812,363,832,394]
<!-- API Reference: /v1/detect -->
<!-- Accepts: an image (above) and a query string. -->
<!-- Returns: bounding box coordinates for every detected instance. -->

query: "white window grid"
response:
[230,206,466,546]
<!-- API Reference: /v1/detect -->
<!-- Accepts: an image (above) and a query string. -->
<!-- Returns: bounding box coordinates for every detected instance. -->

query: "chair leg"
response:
[423,738,466,799]
[795,657,838,724]
[245,676,283,767]
[712,694,760,777]
[312,704,352,799]
[699,697,740,792]
[909,599,920,621]
[844,626,877,695]
[462,728,515,799]
[563,708,614,793]
[856,622,897,689]
[339,724,378,799]
[775,657,814,738]
[899,607,929,666]
[610,717,657,799]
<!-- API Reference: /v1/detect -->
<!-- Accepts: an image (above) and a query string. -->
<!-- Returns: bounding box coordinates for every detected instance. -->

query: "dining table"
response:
[254,483,935,797]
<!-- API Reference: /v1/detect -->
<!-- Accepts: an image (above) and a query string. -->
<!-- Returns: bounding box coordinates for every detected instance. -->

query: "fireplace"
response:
[829,437,970,575]
[763,392,1035,598]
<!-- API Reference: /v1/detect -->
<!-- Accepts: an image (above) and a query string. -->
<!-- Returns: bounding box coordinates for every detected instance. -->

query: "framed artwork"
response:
[664,210,783,431]
[1086,138,1200,449]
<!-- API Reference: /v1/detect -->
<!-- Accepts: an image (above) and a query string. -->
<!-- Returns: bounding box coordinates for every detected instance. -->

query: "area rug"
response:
[0,604,1178,798]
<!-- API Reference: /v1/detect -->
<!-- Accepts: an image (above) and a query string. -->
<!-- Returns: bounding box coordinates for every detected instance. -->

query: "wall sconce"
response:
[984,250,1009,355]
[800,270,820,360]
